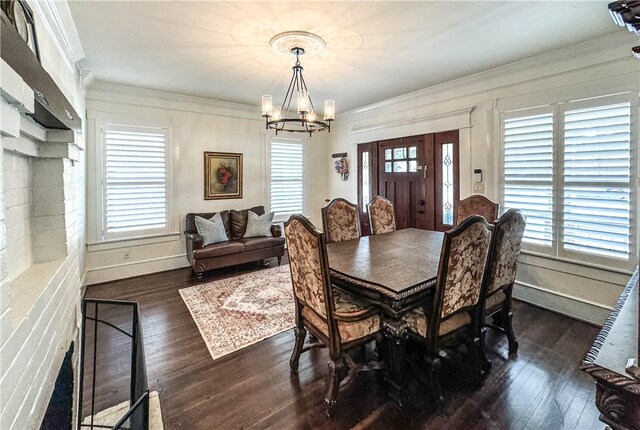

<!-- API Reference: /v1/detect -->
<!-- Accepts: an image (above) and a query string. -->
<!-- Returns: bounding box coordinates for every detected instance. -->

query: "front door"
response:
[358,130,460,233]
[378,135,435,230]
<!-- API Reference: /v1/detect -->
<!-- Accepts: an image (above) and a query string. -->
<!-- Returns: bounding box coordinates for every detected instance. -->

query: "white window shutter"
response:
[103,125,168,237]
[503,112,554,247]
[270,141,303,218]
[562,102,631,259]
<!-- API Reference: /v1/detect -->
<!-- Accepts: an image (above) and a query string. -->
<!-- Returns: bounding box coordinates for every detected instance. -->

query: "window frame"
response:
[266,136,306,223]
[499,92,638,271]
[93,116,177,243]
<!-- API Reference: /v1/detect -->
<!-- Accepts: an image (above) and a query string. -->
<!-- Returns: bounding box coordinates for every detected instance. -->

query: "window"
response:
[501,94,635,269]
[269,140,304,221]
[503,109,554,247]
[101,124,171,240]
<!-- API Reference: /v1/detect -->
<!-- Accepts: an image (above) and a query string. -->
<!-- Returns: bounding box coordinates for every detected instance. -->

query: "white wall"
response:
[326,31,640,325]
[84,82,330,284]
[0,1,86,428]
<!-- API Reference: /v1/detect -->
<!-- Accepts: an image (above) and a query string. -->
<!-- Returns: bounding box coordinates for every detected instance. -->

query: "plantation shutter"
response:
[502,110,554,247]
[103,125,168,237]
[562,102,631,259]
[270,140,303,218]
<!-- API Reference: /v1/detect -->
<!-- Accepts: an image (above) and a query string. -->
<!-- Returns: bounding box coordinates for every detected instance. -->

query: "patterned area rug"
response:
[179,265,295,361]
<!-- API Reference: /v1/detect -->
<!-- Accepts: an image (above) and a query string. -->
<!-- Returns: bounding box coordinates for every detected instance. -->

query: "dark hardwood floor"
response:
[83,256,602,429]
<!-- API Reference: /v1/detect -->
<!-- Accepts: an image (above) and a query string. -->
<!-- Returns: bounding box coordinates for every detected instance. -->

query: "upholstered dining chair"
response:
[367,195,396,235]
[321,198,361,243]
[401,215,494,406]
[481,208,526,359]
[284,214,383,414]
[455,195,499,226]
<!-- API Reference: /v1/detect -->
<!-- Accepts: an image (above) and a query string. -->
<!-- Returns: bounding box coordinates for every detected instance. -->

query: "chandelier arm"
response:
[281,69,297,119]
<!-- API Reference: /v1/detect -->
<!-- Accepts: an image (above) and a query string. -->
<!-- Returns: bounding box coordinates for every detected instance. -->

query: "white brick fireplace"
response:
[0,57,85,429]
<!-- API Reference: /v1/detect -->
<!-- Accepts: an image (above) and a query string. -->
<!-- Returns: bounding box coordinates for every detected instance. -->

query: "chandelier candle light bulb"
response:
[297,90,310,114]
[260,31,334,136]
[262,95,273,117]
[272,105,281,121]
[307,111,317,122]
[324,99,335,121]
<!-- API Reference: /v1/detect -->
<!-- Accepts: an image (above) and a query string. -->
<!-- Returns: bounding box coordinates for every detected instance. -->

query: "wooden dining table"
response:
[326,227,444,406]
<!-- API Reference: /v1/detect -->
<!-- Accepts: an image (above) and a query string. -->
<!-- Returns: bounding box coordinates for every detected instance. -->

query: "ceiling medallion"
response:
[261,31,334,136]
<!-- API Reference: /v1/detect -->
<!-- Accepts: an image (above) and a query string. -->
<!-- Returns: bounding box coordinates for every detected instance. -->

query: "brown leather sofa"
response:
[185,205,285,279]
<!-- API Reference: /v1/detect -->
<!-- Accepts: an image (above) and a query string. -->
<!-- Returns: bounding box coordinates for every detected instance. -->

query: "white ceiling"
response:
[69,1,620,112]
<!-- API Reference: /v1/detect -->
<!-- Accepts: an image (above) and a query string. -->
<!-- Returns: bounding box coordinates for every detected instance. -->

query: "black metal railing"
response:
[78,299,149,430]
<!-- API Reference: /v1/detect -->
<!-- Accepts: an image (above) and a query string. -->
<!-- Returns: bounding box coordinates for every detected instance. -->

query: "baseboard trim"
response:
[513,281,611,326]
[85,254,190,285]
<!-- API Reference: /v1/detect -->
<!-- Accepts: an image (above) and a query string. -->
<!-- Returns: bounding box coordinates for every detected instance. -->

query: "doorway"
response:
[357,130,459,233]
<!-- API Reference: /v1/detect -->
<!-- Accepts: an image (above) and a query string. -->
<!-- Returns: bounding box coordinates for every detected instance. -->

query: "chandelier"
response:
[261,31,335,136]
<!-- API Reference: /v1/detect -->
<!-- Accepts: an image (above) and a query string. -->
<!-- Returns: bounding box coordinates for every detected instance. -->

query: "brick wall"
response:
[3,152,32,280]
[0,12,86,426]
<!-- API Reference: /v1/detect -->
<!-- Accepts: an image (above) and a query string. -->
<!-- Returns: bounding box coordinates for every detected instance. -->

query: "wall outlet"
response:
[123,249,130,260]
[473,182,485,193]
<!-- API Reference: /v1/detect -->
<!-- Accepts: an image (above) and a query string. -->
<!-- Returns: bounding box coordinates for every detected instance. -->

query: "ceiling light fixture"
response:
[262,31,334,136]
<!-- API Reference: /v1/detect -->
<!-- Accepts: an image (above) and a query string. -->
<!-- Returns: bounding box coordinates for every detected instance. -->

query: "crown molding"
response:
[340,31,636,121]
[30,0,85,74]
[349,107,474,135]
[86,80,261,122]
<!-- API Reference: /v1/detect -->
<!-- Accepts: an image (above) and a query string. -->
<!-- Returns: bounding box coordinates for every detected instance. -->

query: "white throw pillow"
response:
[244,211,274,238]
[195,213,228,246]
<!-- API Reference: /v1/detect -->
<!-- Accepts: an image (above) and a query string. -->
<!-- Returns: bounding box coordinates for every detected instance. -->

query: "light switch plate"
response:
[473,182,485,193]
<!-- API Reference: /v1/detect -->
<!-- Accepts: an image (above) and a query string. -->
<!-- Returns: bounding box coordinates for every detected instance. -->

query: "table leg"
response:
[382,318,410,408]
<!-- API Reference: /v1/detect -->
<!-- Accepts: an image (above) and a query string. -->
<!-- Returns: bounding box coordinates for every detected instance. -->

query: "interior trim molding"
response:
[349,107,474,135]
[87,81,261,122]
[513,280,612,326]
[86,254,189,285]
[30,0,85,72]
[339,32,634,120]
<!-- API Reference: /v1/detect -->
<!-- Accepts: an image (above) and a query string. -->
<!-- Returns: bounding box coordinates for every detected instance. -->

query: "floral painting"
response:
[204,152,243,200]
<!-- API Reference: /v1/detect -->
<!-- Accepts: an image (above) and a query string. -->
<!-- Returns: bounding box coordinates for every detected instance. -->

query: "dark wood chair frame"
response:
[407,215,495,407]
[480,208,526,361]
[455,194,499,226]
[285,214,383,415]
[367,195,396,235]
[321,197,362,243]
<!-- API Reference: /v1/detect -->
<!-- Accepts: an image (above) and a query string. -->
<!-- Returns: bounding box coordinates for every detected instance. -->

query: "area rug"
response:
[179,265,295,361]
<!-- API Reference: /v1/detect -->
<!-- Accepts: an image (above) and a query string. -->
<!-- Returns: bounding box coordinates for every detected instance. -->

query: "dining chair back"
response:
[285,214,334,324]
[367,195,396,235]
[431,215,494,344]
[455,195,499,226]
[321,198,361,243]
[482,208,526,354]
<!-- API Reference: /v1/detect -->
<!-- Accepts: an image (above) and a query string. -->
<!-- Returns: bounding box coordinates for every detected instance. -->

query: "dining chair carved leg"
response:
[479,327,492,373]
[325,356,348,416]
[289,326,307,373]
[424,355,444,409]
[502,307,519,353]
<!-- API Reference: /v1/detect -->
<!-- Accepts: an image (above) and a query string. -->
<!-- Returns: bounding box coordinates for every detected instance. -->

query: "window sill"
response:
[87,232,181,252]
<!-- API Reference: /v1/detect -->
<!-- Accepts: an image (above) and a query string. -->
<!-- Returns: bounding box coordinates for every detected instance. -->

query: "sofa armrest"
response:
[185,232,203,261]
[271,224,282,237]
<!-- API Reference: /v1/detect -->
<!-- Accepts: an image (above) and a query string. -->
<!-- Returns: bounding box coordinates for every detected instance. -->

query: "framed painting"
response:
[204,152,243,200]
